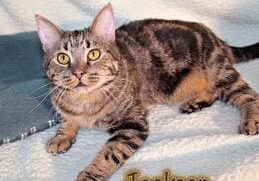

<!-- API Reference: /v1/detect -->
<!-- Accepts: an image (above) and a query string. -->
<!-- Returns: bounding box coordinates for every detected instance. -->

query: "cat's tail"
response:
[230,42,259,63]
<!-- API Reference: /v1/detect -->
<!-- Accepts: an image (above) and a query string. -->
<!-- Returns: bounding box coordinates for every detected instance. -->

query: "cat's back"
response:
[116,19,218,47]
[115,18,219,65]
[116,18,210,38]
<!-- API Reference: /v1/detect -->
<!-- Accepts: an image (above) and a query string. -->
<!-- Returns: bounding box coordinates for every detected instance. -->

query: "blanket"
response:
[0,0,259,181]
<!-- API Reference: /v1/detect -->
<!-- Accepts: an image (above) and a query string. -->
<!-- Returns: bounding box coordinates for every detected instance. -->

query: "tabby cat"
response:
[35,3,259,181]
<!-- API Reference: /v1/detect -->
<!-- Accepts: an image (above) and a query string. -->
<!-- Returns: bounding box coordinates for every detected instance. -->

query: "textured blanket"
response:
[0,0,259,181]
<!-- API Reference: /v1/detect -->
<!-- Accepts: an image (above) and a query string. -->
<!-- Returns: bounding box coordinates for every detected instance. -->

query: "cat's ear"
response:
[35,15,63,52]
[91,3,115,42]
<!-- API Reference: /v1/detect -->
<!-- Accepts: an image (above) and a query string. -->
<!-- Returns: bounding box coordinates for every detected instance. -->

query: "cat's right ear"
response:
[90,4,115,42]
[35,15,63,53]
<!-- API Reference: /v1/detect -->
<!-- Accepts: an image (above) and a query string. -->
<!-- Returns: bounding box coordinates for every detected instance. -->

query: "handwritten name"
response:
[123,170,211,181]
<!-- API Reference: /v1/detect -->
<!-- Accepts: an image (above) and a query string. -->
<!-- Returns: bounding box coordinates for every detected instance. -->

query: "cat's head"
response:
[35,4,120,94]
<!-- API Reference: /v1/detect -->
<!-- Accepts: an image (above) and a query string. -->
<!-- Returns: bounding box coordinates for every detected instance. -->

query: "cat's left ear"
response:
[35,15,63,53]
[91,3,116,42]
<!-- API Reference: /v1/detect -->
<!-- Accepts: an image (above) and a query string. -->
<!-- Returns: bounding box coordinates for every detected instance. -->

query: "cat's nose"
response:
[73,70,84,79]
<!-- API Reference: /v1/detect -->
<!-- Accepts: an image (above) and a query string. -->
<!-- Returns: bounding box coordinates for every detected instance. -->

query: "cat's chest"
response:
[54,96,112,128]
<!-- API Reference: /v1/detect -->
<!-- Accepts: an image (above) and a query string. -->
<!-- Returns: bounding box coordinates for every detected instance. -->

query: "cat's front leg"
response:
[47,119,78,155]
[76,107,149,181]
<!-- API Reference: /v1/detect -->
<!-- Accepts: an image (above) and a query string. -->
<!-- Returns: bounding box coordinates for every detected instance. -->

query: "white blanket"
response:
[1,0,259,181]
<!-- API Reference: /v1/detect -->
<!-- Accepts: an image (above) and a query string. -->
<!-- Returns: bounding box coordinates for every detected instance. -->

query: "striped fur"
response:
[36,4,259,181]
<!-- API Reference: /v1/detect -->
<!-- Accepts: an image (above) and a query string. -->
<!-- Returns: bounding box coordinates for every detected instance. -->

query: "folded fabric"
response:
[0,32,60,145]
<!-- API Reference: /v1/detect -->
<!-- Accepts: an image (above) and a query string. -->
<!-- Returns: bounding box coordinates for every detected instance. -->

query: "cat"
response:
[35,3,259,181]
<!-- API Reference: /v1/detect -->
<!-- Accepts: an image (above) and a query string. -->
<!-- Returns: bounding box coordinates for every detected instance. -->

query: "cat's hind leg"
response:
[170,68,217,113]
[216,65,259,135]
[180,91,217,113]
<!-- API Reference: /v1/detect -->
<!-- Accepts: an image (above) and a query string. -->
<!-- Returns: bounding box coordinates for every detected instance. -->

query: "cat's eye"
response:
[88,49,101,61]
[57,53,71,65]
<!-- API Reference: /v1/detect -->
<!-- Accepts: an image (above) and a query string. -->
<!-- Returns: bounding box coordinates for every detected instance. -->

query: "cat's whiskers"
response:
[44,89,66,121]
[99,88,117,110]
[53,74,77,90]
[29,91,49,100]
[30,68,67,95]
[105,76,128,103]
[26,87,59,116]
[30,74,70,99]
[54,88,67,104]
[112,60,129,101]
[106,84,126,100]
[31,82,53,92]
[46,105,55,121]
[102,87,120,104]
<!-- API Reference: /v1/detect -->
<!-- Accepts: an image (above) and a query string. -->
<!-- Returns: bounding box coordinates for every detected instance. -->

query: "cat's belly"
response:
[141,68,212,106]
[169,69,211,103]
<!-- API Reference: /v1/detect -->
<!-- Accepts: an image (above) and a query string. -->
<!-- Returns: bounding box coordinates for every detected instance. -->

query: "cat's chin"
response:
[73,85,98,95]
[74,85,88,93]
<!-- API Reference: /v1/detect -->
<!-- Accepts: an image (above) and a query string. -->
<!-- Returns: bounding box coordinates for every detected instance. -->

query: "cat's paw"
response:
[240,119,259,135]
[180,100,211,114]
[47,135,74,155]
[76,171,97,181]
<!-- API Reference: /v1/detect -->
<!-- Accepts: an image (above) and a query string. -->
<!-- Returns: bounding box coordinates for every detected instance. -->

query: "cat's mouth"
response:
[76,82,86,88]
